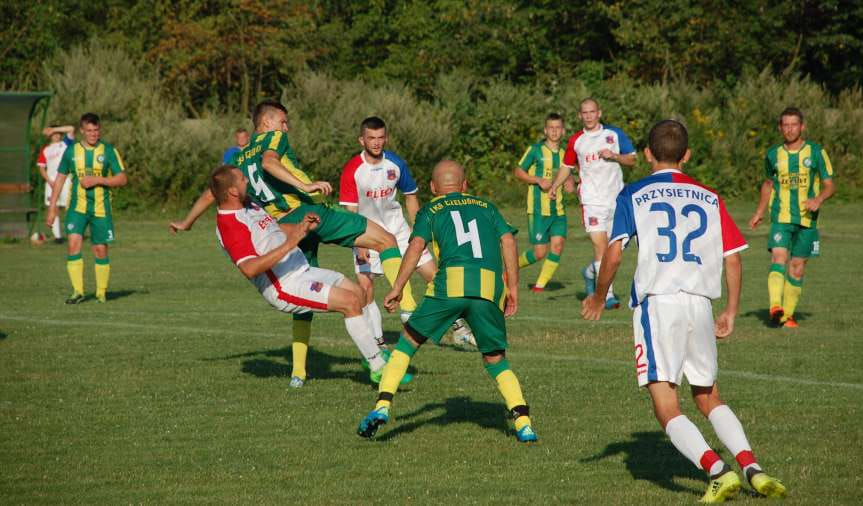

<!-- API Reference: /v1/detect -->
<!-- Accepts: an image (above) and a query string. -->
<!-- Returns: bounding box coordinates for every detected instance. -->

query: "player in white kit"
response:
[582,120,787,502]
[549,98,636,309]
[211,165,410,385]
[37,125,75,242]
[339,117,474,346]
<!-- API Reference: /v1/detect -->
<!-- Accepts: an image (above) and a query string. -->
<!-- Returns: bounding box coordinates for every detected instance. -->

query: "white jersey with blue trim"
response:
[339,150,418,233]
[563,124,636,206]
[610,169,748,307]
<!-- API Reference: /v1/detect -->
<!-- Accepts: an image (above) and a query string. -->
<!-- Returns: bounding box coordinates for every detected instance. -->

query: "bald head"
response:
[431,159,466,195]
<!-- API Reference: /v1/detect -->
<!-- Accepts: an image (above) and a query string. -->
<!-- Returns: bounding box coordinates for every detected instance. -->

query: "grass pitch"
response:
[1,204,861,504]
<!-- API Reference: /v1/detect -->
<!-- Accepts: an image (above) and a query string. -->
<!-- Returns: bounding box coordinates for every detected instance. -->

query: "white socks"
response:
[665,415,722,474]
[709,405,762,474]
[344,315,385,371]
[363,302,384,348]
[588,260,615,298]
[51,216,61,239]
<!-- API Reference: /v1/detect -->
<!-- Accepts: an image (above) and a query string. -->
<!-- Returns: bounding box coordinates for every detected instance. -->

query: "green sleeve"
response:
[58,148,73,175]
[517,146,535,172]
[763,153,774,179]
[107,146,126,175]
[410,206,433,242]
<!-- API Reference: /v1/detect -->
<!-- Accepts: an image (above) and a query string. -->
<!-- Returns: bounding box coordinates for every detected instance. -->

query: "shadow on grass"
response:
[741,308,810,327]
[106,289,146,301]
[582,431,704,495]
[528,281,566,292]
[375,396,509,441]
[0,330,6,340]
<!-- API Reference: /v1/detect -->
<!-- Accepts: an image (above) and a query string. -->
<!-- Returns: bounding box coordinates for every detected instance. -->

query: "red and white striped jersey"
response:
[216,204,309,302]
[610,169,748,307]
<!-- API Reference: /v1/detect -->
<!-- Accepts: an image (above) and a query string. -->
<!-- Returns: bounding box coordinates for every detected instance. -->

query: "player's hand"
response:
[599,149,616,161]
[302,212,321,230]
[548,185,558,200]
[304,181,332,196]
[79,175,100,189]
[355,247,370,264]
[169,221,191,234]
[504,292,518,318]
[805,197,822,212]
[564,177,575,194]
[748,212,763,229]
[383,289,403,313]
[714,310,736,339]
[581,294,605,320]
[45,206,57,228]
[537,178,552,192]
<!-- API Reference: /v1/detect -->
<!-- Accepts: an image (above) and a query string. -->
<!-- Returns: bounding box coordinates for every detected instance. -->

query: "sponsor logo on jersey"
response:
[606,135,615,144]
[257,215,275,230]
[365,187,395,199]
[310,281,323,292]
[387,169,397,180]
[803,157,812,168]
[97,154,105,163]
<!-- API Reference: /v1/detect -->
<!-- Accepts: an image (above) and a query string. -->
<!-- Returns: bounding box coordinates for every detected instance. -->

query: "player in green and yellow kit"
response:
[513,113,574,292]
[749,107,835,328]
[46,113,128,304]
[357,159,537,443]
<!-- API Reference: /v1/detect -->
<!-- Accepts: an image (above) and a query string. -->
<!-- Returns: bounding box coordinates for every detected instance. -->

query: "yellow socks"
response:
[768,263,785,308]
[519,250,538,268]
[535,252,560,289]
[380,247,403,288]
[94,257,110,299]
[66,254,84,295]
[782,275,803,320]
[375,336,416,410]
[400,281,418,312]
[485,359,531,431]
[291,318,311,380]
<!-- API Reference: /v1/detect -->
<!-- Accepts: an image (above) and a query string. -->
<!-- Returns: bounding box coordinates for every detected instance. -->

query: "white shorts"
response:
[581,204,614,234]
[266,267,345,314]
[633,292,717,388]
[353,220,433,275]
[44,179,71,207]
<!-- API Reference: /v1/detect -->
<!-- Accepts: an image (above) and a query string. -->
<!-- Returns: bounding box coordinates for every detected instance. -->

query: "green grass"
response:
[1,203,862,504]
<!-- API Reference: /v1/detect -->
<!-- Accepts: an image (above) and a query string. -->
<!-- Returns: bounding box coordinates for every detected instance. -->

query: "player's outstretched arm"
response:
[239,213,318,279]
[715,252,742,338]
[170,189,216,233]
[547,164,573,200]
[583,240,623,320]
[383,236,426,313]
[261,151,332,195]
[748,179,773,229]
[500,232,519,318]
[404,194,420,226]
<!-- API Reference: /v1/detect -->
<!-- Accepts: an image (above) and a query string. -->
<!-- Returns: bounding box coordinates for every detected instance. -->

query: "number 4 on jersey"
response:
[450,210,483,258]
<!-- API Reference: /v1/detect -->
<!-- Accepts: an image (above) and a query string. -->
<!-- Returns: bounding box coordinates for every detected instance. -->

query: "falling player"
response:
[748,107,834,328]
[339,116,475,346]
[512,113,574,292]
[357,160,537,443]
[582,120,786,502]
[210,165,408,384]
[549,98,636,308]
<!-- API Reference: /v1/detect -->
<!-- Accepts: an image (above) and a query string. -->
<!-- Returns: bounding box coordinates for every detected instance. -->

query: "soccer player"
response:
[46,113,128,304]
[582,120,786,502]
[339,116,474,344]
[210,165,402,384]
[222,127,250,164]
[512,112,574,292]
[37,125,75,243]
[549,98,636,308]
[748,107,834,328]
[357,160,537,443]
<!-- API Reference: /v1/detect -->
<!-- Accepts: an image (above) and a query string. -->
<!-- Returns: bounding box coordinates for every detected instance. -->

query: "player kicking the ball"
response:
[582,120,786,502]
[339,116,475,346]
[356,160,537,443]
[211,165,409,385]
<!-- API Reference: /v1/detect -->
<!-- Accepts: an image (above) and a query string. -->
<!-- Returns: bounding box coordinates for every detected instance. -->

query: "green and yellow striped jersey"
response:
[518,141,566,216]
[234,130,324,218]
[57,141,125,218]
[765,140,833,227]
[412,192,516,309]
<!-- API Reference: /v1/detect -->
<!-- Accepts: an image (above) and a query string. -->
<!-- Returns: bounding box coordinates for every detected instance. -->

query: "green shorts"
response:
[768,223,820,258]
[278,203,367,248]
[527,213,567,245]
[406,296,507,354]
[65,209,115,244]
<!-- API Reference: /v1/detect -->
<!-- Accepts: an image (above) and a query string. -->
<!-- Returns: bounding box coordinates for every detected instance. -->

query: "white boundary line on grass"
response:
[2,314,862,391]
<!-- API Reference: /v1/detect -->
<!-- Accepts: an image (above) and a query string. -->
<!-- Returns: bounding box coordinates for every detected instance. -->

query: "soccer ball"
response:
[30,232,45,246]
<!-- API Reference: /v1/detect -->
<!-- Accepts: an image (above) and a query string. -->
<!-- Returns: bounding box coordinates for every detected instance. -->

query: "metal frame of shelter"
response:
[0,91,53,239]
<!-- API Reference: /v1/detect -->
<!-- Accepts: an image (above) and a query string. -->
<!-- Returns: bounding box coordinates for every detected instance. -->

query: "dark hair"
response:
[545,112,564,124]
[80,112,100,126]
[779,107,804,124]
[210,165,239,204]
[648,120,689,164]
[252,100,287,128]
[235,127,249,134]
[360,116,387,135]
